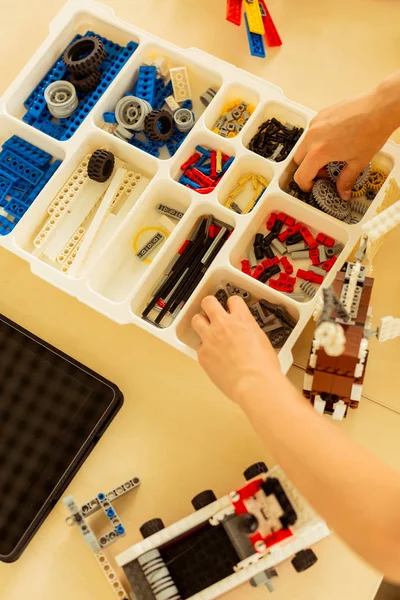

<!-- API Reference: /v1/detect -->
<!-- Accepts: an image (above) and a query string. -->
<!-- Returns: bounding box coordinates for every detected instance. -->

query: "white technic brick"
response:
[350,383,363,401]
[95,553,129,600]
[358,338,369,360]
[56,226,86,264]
[63,496,101,554]
[314,396,326,415]
[332,400,347,421]
[343,261,361,314]
[114,174,148,222]
[170,66,192,102]
[377,316,400,342]
[309,351,317,369]
[68,168,126,276]
[362,199,400,243]
[303,373,313,391]
[354,362,364,379]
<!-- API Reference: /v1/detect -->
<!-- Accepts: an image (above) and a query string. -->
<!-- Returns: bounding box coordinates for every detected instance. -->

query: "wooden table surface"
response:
[0,1,399,599]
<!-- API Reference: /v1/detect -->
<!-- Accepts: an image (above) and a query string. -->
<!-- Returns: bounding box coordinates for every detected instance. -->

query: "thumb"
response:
[336,162,365,200]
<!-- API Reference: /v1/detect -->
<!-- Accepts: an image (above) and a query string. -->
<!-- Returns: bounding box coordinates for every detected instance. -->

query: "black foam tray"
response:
[0,314,123,562]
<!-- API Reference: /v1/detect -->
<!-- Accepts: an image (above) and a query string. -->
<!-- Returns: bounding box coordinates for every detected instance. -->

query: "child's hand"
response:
[192,295,283,404]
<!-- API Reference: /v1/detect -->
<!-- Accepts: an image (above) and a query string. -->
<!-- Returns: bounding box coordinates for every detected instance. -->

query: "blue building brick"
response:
[244,14,266,58]
[135,66,156,107]
[3,136,52,168]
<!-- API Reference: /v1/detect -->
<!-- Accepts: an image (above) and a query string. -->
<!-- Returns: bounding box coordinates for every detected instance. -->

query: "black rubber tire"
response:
[191,490,217,510]
[291,549,318,573]
[88,149,115,182]
[64,36,106,76]
[70,68,102,94]
[243,462,268,481]
[140,518,165,539]
[144,110,174,143]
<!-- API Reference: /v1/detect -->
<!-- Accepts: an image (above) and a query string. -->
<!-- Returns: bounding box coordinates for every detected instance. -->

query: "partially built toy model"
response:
[304,178,400,419]
[64,464,329,599]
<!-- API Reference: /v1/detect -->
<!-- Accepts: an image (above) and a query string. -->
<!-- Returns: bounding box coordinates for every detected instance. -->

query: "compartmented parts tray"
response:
[0,0,399,372]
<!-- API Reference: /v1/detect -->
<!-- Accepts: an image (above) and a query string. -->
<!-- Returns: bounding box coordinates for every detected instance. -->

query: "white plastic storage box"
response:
[0,0,399,373]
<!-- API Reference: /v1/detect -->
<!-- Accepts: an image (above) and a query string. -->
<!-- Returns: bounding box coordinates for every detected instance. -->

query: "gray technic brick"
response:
[248,246,258,268]
[271,238,287,255]
[309,265,326,277]
[285,292,306,301]
[290,250,310,260]
[287,241,308,252]
[318,244,327,263]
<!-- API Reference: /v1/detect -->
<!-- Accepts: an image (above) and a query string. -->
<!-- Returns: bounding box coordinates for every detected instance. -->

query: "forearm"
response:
[238,374,400,583]
[372,70,400,135]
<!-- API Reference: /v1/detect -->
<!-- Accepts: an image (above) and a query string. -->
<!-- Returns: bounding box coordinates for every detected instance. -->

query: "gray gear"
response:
[327,161,371,187]
[312,179,351,221]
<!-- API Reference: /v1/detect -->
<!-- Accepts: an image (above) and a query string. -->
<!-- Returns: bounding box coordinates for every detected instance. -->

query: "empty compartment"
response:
[131,207,236,327]
[204,82,260,140]
[6,12,140,141]
[242,101,309,163]
[280,151,395,224]
[217,153,275,215]
[176,267,300,352]
[89,179,192,302]
[15,130,156,277]
[94,42,223,159]
[170,131,235,194]
[229,193,349,302]
[0,117,64,237]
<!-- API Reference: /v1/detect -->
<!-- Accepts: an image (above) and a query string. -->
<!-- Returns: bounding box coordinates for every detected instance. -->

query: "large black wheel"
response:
[243,462,268,481]
[139,518,165,539]
[191,490,217,510]
[70,69,102,94]
[88,149,115,182]
[291,549,318,572]
[144,110,174,143]
[64,36,106,76]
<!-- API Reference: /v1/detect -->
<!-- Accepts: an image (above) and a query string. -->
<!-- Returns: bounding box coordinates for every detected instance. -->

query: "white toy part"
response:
[362,199,400,242]
[170,66,191,102]
[331,400,347,421]
[312,295,324,322]
[343,261,361,314]
[362,178,400,263]
[377,316,400,342]
[314,321,346,357]
[95,553,130,600]
[68,167,127,277]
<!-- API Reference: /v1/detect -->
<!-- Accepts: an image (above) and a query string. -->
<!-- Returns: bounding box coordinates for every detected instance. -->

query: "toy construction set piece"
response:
[103,57,218,158]
[215,284,296,348]
[116,463,329,599]
[286,162,389,223]
[224,172,270,214]
[226,0,282,58]
[304,182,400,420]
[213,99,255,138]
[132,202,186,264]
[0,314,124,562]
[64,477,140,599]
[0,135,61,235]
[23,32,137,141]
[177,145,234,193]
[141,215,233,327]
[32,147,148,276]
[240,210,343,301]
[249,118,304,162]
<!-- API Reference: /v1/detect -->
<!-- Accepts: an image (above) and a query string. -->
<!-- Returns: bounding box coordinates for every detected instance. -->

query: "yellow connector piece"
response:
[245,1,265,35]
[257,175,270,188]
[247,105,255,114]
[216,150,222,173]
[238,173,253,186]
[237,117,245,125]
[244,187,264,214]
[213,128,220,134]
[252,175,259,190]
[228,132,237,138]
[227,185,245,201]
